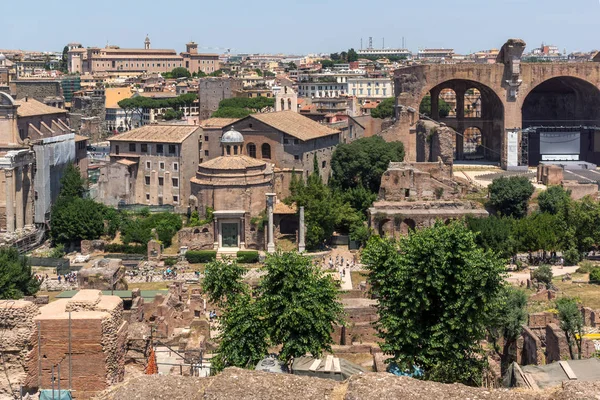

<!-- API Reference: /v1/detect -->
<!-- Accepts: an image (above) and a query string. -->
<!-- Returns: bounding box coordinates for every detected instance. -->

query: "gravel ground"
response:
[95,367,600,400]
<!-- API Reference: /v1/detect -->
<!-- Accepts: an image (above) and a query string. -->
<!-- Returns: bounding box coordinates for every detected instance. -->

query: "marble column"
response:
[266,193,276,253]
[298,206,306,253]
[213,218,219,250]
[455,86,466,161]
[240,216,246,250]
[24,165,34,228]
[430,87,441,121]
[15,167,23,231]
[5,169,14,233]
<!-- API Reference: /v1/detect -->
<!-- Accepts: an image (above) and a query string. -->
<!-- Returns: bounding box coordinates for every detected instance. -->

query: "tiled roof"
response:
[105,87,133,108]
[199,155,266,170]
[15,99,67,117]
[109,125,199,144]
[200,118,241,129]
[249,111,339,141]
[274,202,297,215]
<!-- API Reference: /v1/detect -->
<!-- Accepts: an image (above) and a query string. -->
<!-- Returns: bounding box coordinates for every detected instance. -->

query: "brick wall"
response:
[545,323,571,363]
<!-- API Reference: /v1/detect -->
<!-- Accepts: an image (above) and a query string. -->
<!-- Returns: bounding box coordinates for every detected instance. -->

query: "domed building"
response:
[190,127,284,254]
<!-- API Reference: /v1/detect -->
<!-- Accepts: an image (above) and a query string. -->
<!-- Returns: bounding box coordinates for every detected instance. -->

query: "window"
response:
[159,162,165,170]
[173,162,178,171]
[204,150,209,156]
[261,143,271,159]
[247,143,257,158]
[156,144,164,154]
[158,177,164,186]
[115,145,120,155]
[172,178,179,188]
[129,143,136,152]
[294,139,299,144]
[283,138,289,144]
[322,161,326,168]
[146,161,151,169]
[168,144,176,154]
[294,155,300,160]
[145,176,150,185]
[141,144,148,152]
[204,136,209,141]
[173,195,179,204]
[146,193,150,201]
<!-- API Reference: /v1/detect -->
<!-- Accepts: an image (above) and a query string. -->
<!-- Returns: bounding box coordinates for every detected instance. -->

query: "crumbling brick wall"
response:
[0,300,38,399]
[546,323,571,363]
[517,325,545,366]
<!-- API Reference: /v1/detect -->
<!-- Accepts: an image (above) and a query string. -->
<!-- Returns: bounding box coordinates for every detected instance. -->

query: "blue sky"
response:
[4,0,600,54]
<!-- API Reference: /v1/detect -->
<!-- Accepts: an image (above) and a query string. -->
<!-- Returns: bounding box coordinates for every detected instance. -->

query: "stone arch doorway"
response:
[463,127,483,159]
[522,76,600,166]
[418,79,504,162]
[400,218,416,234]
[378,218,393,237]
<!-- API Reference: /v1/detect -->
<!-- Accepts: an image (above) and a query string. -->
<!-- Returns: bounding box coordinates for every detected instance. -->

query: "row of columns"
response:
[5,165,32,233]
[265,193,305,254]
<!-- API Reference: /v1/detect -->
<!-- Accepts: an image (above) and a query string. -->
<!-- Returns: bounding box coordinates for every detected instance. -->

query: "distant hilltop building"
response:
[417,48,455,62]
[68,36,220,75]
[357,48,412,60]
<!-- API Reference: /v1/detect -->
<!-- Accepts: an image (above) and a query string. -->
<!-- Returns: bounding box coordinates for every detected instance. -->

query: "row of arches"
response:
[415,75,600,165]
[246,143,271,159]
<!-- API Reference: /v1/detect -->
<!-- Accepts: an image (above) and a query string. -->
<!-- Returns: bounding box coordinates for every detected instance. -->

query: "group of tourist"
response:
[57,272,77,285]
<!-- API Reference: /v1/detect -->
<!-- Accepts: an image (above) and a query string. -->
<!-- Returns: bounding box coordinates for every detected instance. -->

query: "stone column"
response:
[298,206,306,253]
[430,87,441,121]
[15,167,24,231]
[213,218,219,250]
[240,216,246,250]
[24,165,34,228]
[455,88,466,161]
[266,193,276,253]
[5,169,14,233]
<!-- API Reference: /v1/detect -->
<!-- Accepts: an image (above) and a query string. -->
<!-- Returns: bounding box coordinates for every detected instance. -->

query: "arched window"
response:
[261,143,271,159]
[247,143,257,158]
[288,98,292,110]
[233,145,238,155]
[280,98,285,110]
[226,145,231,155]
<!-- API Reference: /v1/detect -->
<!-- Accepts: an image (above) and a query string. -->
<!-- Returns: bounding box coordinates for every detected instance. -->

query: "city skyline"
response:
[4,0,600,55]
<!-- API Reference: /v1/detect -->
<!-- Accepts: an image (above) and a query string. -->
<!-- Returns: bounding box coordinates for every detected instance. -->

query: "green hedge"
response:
[185,250,217,263]
[590,268,600,285]
[104,243,147,254]
[236,250,259,264]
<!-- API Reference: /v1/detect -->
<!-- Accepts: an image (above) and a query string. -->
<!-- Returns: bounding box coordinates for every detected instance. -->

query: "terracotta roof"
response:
[105,87,134,108]
[109,125,199,144]
[274,202,297,215]
[199,155,266,170]
[116,159,138,166]
[249,111,340,141]
[74,135,88,142]
[200,118,241,129]
[15,99,67,117]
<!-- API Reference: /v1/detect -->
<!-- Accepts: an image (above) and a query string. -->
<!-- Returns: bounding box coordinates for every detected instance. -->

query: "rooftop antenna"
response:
[402,37,405,49]
[383,38,385,49]
[361,38,363,50]
[369,37,373,49]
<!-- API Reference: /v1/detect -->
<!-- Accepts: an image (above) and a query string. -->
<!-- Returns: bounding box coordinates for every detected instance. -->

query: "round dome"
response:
[221,127,244,144]
[0,53,6,60]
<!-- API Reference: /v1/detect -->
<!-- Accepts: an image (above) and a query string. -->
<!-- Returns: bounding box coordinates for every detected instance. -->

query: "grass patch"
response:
[351,271,369,290]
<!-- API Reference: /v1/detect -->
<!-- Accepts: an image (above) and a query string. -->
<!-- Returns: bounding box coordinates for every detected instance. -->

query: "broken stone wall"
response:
[545,323,571,363]
[0,300,38,399]
[517,325,544,366]
[178,227,214,251]
[415,121,454,165]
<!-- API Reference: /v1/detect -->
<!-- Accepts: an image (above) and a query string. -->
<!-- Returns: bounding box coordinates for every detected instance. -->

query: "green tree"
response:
[330,136,404,194]
[162,109,183,120]
[50,198,106,245]
[371,97,395,119]
[347,48,359,62]
[211,293,270,372]
[556,297,584,360]
[538,186,571,215]
[362,222,505,385]
[211,107,252,119]
[320,59,335,69]
[466,215,517,259]
[589,268,600,284]
[202,259,247,307]
[286,62,297,71]
[59,164,86,199]
[59,46,69,73]
[419,95,451,118]
[486,286,527,372]
[170,67,191,79]
[258,251,344,363]
[0,247,40,299]
[488,176,534,218]
[531,265,553,288]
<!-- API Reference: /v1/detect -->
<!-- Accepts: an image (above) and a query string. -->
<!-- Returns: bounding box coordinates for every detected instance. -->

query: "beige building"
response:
[98,125,200,211]
[69,37,220,75]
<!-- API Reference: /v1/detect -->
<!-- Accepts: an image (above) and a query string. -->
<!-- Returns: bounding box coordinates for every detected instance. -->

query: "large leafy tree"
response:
[202,259,247,307]
[488,176,534,218]
[538,185,571,215]
[0,247,40,299]
[169,67,191,79]
[59,163,87,198]
[330,136,404,194]
[120,212,182,247]
[486,286,527,372]
[347,48,358,62]
[211,293,269,372]
[371,98,395,119]
[362,222,505,385]
[466,215,517,259]
[556,297,584,360]
[258,251,344,363]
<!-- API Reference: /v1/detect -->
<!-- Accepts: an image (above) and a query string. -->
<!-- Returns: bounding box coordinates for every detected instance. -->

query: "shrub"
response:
[532,265,553,288]
[576,260,596,274]
[49,244,65,258]
[185,250,217,264]
[236,251,259,264]
[163,257,178,267]
[589,268,600,284]
[104,243,147,254]
[488,176,534,218]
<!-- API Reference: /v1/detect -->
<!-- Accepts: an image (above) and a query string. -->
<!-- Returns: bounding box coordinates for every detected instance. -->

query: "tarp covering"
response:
[39,389,72,400]
[292,356,365,382]
[505,358,600,389]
